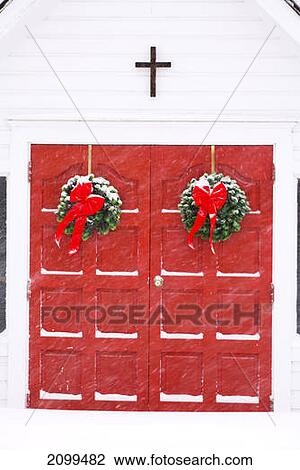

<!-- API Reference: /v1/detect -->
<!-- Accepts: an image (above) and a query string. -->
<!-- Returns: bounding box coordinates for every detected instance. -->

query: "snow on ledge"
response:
[96,269,138,276]
[121,209,139,214]
[41,329,83,338]
[217,270,260,278]
[216,332,260,341]
[161,331,204,340]
[160,393,203,403]
[95,331,138,339]
[161,269,204,277]
[41,268,83,275]
[161,209,180,214]
[216,394,259,404]
[40,391,82,401]
[41,208,56,213]
[94,392,137,402]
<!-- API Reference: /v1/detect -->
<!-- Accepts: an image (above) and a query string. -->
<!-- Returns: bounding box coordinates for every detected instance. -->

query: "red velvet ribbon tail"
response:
[68,216,87,256]
[187,210,207,250]
[55,205,81,248]
[209,213,216,255]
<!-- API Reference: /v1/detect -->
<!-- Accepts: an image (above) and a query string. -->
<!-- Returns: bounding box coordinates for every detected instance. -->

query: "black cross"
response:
[135,46,171,97]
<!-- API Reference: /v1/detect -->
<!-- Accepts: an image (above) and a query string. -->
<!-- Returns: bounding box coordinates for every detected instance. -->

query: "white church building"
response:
[0,0,299,415]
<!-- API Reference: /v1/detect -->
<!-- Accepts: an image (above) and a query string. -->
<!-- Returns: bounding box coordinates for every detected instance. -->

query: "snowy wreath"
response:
[55,174,122,255]
[178,173,250,252]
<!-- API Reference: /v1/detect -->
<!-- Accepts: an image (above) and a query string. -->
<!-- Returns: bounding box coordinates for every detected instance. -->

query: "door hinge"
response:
[27,279,32,301]
[28,160,32,183]
[272,163,275,184]
[270,283,275,304]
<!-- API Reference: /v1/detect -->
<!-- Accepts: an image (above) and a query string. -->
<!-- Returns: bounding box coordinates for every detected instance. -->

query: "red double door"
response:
[29,145,273,412]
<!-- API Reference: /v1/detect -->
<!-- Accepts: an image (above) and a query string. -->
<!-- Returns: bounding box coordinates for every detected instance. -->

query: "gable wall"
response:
[0,343,8,408]
[0,0,300,409]
[0,0,299,121]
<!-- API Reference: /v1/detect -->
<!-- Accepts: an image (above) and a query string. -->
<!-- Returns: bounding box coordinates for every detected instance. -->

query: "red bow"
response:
[187,177,227,254]
[55,180,105,255]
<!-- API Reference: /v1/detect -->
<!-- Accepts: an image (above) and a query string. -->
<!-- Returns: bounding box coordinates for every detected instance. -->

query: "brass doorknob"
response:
[154,275,164,287]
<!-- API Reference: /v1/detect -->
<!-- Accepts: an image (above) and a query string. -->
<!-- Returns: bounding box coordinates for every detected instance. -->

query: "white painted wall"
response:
[0,0,300,409]
[0,340,8,408]
[0,0,300,121]
[292,346,300,410]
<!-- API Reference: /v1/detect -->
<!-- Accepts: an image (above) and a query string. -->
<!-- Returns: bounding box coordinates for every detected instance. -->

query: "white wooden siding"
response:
[0,0,299,121]
[0,342,8,408]
[0,0,299,408]
[292,349,300,410]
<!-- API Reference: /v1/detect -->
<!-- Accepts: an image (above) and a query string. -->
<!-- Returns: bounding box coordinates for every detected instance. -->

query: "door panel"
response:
[149,145,273,411]
[29,145,150,410]
[29,144,273,412]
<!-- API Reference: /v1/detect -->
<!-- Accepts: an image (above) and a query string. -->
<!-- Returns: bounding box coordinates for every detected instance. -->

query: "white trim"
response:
[0,0,62,63]
[5,119,294,413]
[255,0,300,46]
[7,132,29,408]
[0,0,39,42]
[273,131,295,412]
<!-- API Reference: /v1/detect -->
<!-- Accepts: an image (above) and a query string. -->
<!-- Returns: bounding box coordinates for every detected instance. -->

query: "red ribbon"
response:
[187,176,227,254]
[55,180,105,255]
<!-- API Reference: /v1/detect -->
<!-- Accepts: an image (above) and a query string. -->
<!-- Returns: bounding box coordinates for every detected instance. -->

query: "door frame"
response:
[6,120,295,412]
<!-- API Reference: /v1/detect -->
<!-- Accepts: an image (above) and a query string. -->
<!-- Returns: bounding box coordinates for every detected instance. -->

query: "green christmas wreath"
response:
[178,173,250,243]
[56,174,122,241]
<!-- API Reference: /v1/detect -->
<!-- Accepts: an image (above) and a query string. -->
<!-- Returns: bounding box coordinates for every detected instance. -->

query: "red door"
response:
[29,145,151,410]
[149,146,273,411]
[29,145,273,411]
